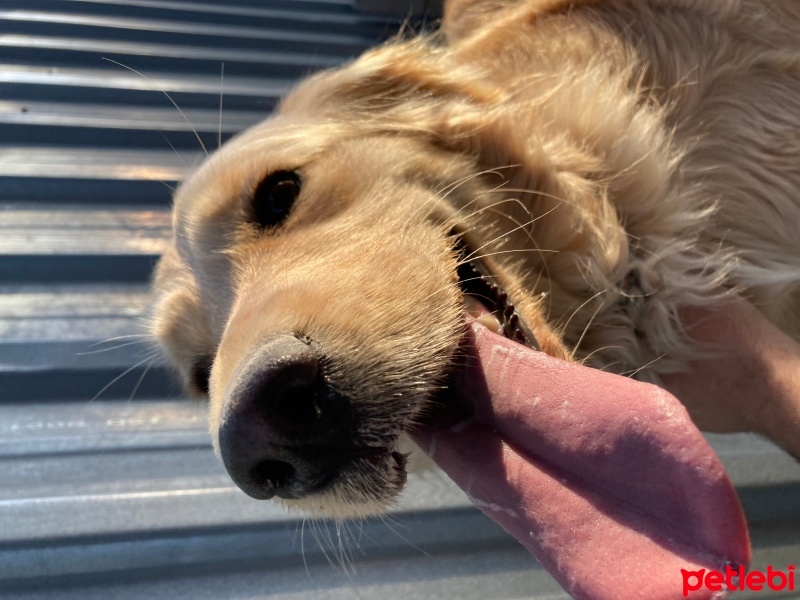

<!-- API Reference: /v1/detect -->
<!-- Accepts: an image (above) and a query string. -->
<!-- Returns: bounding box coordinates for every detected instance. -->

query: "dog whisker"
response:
[437,182,515,226]
[102,57,209,157]
[578,345,627,366]
[90,352,158,403]
[622,353,668,379]
[570,290,610,361]
[596,359,627,372]
[159,134,190,169]
[78,339,150,356]
[482,187,580,210]
[87,333,151,347]
[311,518,339,572]
[477,201,562,263]
[415,165,519,226]
[300,518,311,578]
[455,248,559,270]
[435,191,527,233]
[378,513,431,557]
[218,62,225,150]
[557,290,608,356]
[530,267,554,320]
[335,520,350,575]
[127,357,153,403]
[459,209,560,264]
[321,518,351,576]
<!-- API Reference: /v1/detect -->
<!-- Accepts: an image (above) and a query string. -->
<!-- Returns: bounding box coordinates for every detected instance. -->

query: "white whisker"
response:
[218,62,225,150]
[623,354,667,379]
[557,290,607,356]
[89,352,158,403]
[570,292,608,361]
[87,333,150,347]
[77,339,149,356]
[102,57,209,156]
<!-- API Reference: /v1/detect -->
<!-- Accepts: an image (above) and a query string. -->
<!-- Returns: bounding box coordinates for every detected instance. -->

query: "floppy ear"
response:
[280,36,504,122]
[150,245,215,397]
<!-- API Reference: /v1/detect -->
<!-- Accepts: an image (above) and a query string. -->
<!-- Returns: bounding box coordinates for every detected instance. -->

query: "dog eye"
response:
[252,170,301,229]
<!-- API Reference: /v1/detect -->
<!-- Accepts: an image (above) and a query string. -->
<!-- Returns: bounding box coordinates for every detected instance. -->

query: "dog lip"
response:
[455,244,540,350]
[275,444,403,497]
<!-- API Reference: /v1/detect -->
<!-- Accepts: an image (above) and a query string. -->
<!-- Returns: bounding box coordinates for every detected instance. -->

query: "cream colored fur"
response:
[151,0,800,514]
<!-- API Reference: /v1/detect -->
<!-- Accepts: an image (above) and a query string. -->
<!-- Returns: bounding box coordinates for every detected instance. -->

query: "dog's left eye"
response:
[252,170,301,229]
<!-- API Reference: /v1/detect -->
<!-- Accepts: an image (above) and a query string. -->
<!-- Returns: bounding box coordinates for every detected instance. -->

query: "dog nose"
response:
[218,334,352,500]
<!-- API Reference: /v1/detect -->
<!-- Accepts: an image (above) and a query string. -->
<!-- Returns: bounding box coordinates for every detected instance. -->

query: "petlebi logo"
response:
[682,564,796,596]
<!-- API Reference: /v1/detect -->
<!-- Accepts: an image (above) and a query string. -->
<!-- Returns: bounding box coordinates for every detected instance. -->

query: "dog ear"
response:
[280,37,505,124]
[150,245,215,397]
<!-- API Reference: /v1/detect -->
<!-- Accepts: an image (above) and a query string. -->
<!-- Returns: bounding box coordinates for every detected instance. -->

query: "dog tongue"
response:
[413,320,750,600]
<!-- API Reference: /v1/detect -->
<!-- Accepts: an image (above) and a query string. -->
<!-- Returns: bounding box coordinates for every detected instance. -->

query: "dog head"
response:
[151,35,680,517]
[153,125,470,516]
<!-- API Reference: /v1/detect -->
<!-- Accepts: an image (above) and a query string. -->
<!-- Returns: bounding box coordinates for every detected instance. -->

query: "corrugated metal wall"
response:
[0,2,798,598]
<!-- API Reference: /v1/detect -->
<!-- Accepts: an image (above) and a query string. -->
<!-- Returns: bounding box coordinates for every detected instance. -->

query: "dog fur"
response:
[151,0,800,517]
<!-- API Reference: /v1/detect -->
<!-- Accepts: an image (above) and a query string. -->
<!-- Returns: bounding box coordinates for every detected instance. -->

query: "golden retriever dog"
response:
[151,0,800,530]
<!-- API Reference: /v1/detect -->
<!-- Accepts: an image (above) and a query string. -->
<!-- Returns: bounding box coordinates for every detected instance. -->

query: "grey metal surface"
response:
[1,2,799,599]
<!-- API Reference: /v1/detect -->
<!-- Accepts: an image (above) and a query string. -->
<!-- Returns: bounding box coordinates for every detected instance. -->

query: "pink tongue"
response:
[413,320,750,600]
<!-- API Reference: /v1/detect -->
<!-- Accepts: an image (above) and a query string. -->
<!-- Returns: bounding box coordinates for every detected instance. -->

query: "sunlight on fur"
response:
[151,0,800,517]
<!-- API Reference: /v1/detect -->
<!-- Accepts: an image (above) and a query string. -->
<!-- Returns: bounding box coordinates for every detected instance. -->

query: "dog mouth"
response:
[454,240,540,350]
[260,445,408,501]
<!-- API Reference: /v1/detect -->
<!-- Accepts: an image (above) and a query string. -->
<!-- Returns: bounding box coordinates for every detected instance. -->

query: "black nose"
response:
[217,334,352,500]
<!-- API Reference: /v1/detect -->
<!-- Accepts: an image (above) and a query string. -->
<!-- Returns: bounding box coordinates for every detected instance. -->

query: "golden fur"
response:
[151,0,800,516]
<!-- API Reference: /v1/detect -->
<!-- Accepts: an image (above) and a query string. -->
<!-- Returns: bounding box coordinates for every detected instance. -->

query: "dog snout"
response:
[218,334,354,500]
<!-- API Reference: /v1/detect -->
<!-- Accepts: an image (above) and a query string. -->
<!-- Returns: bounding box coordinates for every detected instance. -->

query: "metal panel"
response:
[1,2,798,599]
